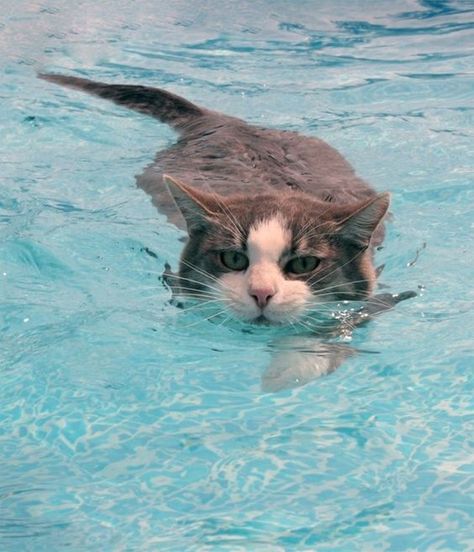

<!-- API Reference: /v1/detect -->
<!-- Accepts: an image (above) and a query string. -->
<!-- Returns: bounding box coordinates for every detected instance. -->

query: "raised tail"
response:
[38,73,206,130]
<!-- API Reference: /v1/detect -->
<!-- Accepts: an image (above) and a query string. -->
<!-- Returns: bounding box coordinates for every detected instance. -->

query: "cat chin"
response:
[229,308,302,327]
[252,315,276,326]
[218,273,312,326]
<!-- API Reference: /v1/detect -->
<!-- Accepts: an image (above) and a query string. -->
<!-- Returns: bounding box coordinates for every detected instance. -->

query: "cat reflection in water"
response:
[39,73,414,390]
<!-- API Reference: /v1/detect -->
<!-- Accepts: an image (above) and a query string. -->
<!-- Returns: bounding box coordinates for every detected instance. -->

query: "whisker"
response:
[173,294,232,305]
[296,318,329,333]
[170,292,220,299]
[299,314,353,336]
[309,278,374,295]
[172,300,227,316]
[293,201,339,242]
[140,287,220,299]
[166,284,220,295]
[183,309,229,328]
[207,187,246,241]
[131,255,223,290]
[163,272,229,294]
[214,314,233,329]
[178,259,222,285]
[307,248,367,288]
[309,292,369,303]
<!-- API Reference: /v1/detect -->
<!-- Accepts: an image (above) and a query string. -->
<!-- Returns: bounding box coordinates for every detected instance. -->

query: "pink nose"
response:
[249,288,275,308]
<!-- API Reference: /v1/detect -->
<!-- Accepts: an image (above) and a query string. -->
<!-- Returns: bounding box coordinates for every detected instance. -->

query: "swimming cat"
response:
[39,73,416,390]
[39,73,394,328]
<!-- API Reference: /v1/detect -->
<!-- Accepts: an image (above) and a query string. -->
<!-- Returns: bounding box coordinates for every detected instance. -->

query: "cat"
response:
[39,73,415,390]
[39,73,394,327]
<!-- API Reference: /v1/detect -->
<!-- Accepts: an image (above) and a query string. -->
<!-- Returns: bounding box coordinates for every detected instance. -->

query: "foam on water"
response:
[1,1,473,550]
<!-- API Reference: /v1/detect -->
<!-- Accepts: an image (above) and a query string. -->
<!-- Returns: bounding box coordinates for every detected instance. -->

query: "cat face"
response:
[164,175,389,326]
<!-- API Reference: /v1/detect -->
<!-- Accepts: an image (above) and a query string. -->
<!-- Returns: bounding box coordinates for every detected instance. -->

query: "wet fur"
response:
[39,73,389,315]
[39,74,380,217]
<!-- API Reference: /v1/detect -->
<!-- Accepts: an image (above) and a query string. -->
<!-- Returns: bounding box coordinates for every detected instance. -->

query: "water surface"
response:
[1,1,473,550]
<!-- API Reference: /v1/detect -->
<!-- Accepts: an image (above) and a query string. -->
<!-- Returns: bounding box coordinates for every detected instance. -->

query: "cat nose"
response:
[249,287,275,308]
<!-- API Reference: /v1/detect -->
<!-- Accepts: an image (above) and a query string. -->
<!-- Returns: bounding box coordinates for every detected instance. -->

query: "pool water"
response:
[1,1,473,550]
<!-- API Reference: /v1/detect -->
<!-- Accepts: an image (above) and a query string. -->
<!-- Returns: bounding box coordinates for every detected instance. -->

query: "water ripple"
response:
[1,1,473,550]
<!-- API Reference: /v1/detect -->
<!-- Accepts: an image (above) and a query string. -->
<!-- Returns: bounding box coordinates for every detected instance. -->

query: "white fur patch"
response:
[217,216,313,324]
[247,217,290,264]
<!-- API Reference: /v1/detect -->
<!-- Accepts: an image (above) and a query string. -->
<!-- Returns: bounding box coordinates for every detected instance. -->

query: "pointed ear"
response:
[337,193,390,247]
[163,174,220,231]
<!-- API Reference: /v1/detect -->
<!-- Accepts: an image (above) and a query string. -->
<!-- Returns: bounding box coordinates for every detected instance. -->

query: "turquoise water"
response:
[1,1,473,549]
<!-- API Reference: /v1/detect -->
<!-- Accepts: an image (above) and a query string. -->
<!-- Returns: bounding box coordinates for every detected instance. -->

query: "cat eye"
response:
[220,251,249,271]
[285,255,320,275]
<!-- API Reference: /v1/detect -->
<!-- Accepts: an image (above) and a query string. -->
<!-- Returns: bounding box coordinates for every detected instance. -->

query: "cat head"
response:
[164,175,389,326]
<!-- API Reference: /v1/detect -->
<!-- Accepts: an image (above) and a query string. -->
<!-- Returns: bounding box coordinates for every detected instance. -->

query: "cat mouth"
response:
[252,315,274,326]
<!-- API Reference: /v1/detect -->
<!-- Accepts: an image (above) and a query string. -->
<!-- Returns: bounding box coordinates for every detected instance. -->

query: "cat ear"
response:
[163,174,220,231]
[337,193,390,247]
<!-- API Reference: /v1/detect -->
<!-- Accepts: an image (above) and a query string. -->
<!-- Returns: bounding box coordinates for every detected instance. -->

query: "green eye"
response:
[285,256,320,275]
[220,251,249,271]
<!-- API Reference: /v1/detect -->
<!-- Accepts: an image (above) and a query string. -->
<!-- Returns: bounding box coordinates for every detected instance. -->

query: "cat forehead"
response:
[247,216,291,262]
[219,194,334,224]
[223,194,334,227]
[208,205,333,251]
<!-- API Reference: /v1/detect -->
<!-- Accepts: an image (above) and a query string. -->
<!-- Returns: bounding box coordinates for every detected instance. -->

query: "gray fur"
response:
[39,74,389,307]
[39,74,380,225]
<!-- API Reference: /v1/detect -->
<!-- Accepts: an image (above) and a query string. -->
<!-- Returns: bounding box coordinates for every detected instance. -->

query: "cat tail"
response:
[38,73,207,131]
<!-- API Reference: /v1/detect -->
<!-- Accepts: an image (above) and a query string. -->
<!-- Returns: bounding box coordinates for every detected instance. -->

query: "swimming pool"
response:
[1,0,473,549]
